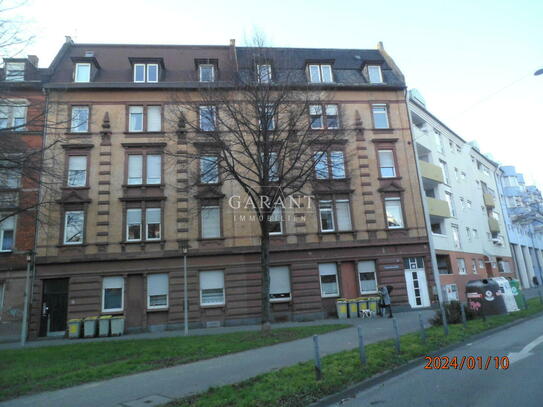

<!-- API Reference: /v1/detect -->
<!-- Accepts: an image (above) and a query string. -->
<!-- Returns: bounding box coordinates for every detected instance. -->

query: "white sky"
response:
[12,0,543,187]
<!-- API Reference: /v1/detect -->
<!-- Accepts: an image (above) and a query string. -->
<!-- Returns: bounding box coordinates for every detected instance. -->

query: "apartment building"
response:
[408,91,516,302]
[30,38,432,338]
[496,166,543,288]
[0,56,46,339]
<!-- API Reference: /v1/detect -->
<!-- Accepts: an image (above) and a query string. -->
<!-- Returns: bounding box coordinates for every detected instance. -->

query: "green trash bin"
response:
[509,280,525,310]
[348,300,359,318]
[336,299,348,319]
[67,319,82,339]
[110,316,125,336]
[99,315,111,337]
[83,316,98,338]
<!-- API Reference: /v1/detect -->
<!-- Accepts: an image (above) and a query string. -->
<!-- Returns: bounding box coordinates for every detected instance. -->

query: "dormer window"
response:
[4,62,25,81]
[199,64,215,82]
[257,64,272,83]
[74,63,91,83]
[308,64,333,83]
[368,65,383,84]
[134,63,159,83]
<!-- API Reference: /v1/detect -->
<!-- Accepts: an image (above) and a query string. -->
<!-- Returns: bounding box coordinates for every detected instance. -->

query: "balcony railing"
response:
[483,193,495,208]
[428,197,451,218]
[488,217,500,233]
[420,161,444,184]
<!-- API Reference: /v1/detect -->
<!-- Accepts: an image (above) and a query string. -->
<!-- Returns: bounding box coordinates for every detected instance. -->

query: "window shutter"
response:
[379,150,394,167]
[103,276,123,290]
[127,208,142,224]
[358,261,376,273]
[146,208,160,224]
[69,156,86,171]
[128,155,143,184]
[326,105,338,115]
[269,266,290,295]
[147,106,161,131]
[319,263,337,276]
[200,271,224,290]
[146,155,161,184]
[148,274,168,296]
[336,200,351,231]
[0,216,15,230]
[202,206,220,238]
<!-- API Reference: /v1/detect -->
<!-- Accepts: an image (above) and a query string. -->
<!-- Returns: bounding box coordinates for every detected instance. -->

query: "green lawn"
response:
[167,299,543,407]
[0,324,349,401]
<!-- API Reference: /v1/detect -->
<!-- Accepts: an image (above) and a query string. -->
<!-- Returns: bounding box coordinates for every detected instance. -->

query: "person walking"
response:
[379,285,393,318]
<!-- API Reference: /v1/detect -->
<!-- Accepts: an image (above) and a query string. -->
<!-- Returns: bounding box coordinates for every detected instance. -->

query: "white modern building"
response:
[408,90,516,301]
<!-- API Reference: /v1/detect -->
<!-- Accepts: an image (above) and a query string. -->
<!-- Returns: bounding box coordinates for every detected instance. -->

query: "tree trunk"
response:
[260,221,272,333]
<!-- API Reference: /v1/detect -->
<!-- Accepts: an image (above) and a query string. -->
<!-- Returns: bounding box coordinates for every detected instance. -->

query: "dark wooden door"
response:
[39,278,69,336]
[125,275,144,332]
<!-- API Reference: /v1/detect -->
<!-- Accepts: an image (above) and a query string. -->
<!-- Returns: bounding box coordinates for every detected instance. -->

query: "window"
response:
[200,271,225,305]
[0,103,27,131]
[133,63,158,83]
[319,263,339,297]
[309,104,339,129]
[358,261,377,294]
[431,221,444,234]
[201,205,220,239]
[451,224,461,249]
[472,259,478,274]
[308,64,333,83]
[4,62,25,81]
[199,64,215,82]
[319,199,351,232]
[445,192,455,217]
[257,64,272,83]
[314,151,345,179]
[200,155,219,183]
[467,200,472,209]
[67,156,87,187]
[437,255,452,274]
[269,206,282,235]
[461,171,466,180]
[129,106,143,132]
[128,105,161,132]
[439,160,449,184]
[259,104,275,131]
[263,151,279,181]
[147,106,161,132]
[460,197,465,210]
[457,258,467,275]
[367,65,383,84]
[372,104,389,129]
[199,106,216,131]
[378,150,396,178]
[63,210,84,245]
[147,274,168,308]
[127,154,161,185]
[454,168,460,181]
[0,162,20,188]
[466,226,471,240]
[269,266,291,301]
[434,130,444,153]
[70,106,89,133]
[146,208,161,240]
[385,197,404,229]
[126,209,142,241]
[74,63,90,82]
[102,276,124,312]
[0,215,15,251]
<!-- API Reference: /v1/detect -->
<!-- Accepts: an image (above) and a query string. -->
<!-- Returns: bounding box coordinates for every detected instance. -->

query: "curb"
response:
[309,310,543,407]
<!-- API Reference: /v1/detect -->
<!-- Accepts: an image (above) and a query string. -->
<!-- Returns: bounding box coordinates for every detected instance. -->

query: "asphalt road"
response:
[331,313,543,407]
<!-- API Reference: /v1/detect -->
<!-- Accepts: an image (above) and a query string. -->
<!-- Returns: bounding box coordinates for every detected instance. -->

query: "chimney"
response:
[230,39,236,47]
[65,35,73,44]
[27,55,39,67]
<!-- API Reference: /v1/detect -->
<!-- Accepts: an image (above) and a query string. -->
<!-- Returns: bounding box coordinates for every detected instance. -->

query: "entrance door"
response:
[125,275,144,333]
[404,268,430,308]
[39,279,69,337]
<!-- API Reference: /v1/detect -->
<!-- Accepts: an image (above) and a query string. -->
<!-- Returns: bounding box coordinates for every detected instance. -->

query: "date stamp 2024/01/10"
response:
[424,356,510,370]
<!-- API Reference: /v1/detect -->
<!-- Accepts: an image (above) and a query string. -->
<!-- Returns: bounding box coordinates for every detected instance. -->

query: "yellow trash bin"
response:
[68,319,82,339]
[336,299,348,319]
[348,300,359,318]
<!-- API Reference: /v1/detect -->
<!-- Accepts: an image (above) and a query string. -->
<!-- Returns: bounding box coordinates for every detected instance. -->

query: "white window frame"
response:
[319,263,340,298]
[378,149,396,178]
[199,270,225,306]
[269,266,291,302]
[319,200,335,232]
[199,64,215,82]
[127,155,143,185]
[472,259,478,274]
[146,105,162,132]
[145,208,161,241]
[257,64,272,83]
[74,63,91,83]
[67,155,87,187]
[367,65,383,83]
[70,106,89,133]
[452,224,461,249]
[200,155,219,184]
[201,205,221,239]
[0,215,15,252]
[129,106,144,132]
[126,208,142,242]
[358,261,378,294]
[147,273,168,309]
[269,206,283,236]
[63,210,84,245]
[384,197,404,229]
[133,63,146,83]
[457,258,467,275]
[199,106,216,131]
[102,276,124,312]
[372,104,390,129]
[308,64,333,83]
[146,64,159,83]
[5,62,25,81]
[146,154,162,184]
[336,199,352,232]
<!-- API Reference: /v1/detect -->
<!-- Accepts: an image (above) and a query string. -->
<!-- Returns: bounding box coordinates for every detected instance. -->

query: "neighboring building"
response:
[0,56,46,340]
[408,90,516,302]
[496,166,543,288]
[31,38,432,338]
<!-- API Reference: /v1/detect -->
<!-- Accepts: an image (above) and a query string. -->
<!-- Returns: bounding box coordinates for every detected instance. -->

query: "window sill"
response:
[147,307,169,312]
[121,240,165,245]
[123,131,165,135]
[0,250,13,254]
[378,176,402,181]
[122,184,165,188]
[321,294,340,299]
[387,227,406,231]
[270,298,291,303]
[65,132,95,136]
[198,237,225,242]
[101,310,124,315]
[372,128,394,132]
[360,291,379,295]
[319,230,354,235]
[57,243,87,248]
[200,303,225,309]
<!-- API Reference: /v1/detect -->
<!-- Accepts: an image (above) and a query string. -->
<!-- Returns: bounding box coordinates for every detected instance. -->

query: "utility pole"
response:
[182,244,189,336]
[20,250,33,346]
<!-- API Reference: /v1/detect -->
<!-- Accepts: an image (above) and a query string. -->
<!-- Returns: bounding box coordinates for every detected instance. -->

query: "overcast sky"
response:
[12,0,543,187]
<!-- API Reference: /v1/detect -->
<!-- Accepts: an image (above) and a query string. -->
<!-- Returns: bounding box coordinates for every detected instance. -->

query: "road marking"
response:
[508,334,543,364]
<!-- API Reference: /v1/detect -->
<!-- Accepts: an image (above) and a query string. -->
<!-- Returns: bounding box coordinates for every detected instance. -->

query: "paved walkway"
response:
[0,310,434,407]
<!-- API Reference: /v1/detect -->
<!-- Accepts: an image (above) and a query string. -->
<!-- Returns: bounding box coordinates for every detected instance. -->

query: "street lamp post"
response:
[182,245,189,336]
[20,250,34,346]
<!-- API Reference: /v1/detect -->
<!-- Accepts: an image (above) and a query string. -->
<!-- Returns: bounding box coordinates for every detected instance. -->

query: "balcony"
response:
[420,161,444,185]
[488,217,500,233]
[483,193,495,208]
[428,197,451,218]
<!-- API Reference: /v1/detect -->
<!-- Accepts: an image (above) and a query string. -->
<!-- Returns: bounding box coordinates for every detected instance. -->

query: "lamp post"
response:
[20,250,34,346]
[182,244,189,336]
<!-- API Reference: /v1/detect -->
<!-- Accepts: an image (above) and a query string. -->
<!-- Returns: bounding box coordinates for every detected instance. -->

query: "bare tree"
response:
[168,36,355,330]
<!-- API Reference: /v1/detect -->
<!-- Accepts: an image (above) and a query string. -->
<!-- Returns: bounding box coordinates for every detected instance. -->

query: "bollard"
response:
[460,303,467,329]
[313,335,322,381]
[418,312,427,344]
[522,293,529,310]
[392,318,401,354]
[357,326,367,365]
[539,288,543,305]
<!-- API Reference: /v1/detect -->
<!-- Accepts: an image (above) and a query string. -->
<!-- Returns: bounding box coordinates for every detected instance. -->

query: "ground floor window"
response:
[319,263,339,297]
[436,255,452,274]
[358,261,377,294]
[269,266,291,301]
[147,273,168,309]
[0,215,15,251]
[102,276,124,312]
[200,270,225,306]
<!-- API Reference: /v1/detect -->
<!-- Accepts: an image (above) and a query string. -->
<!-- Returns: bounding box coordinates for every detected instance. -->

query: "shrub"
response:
[430,301,476,326]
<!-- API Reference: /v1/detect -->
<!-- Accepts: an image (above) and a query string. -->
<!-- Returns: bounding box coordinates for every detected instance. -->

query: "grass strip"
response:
[167,299,543,407]
[0,324,349,401]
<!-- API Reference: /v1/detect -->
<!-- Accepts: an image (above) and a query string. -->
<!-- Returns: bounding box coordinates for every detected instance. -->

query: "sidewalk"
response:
[0,309,434,407]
